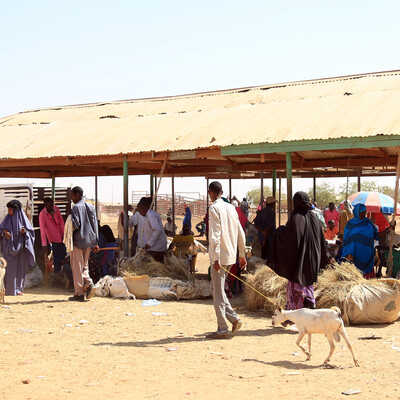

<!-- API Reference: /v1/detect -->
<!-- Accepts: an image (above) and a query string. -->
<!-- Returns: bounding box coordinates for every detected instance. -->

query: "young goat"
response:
[0,257,7,303]
[272,307,359,366]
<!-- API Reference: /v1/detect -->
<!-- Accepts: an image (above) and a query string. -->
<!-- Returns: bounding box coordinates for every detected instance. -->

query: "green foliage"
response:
[337,181,395,200]
[306,182,339,208]
[246,186,272,205]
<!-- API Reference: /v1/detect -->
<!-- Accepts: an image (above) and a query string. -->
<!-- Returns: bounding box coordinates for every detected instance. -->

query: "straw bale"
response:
[118,254,193,282]
[244,261,398,316]
[244,264,287,314]
[314,262,389,314]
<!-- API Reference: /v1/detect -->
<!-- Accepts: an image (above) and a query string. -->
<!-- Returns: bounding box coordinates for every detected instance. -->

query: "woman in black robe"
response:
[267,191,331,309]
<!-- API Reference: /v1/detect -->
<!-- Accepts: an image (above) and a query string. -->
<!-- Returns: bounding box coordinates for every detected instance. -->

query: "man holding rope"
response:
[207,181,247,339]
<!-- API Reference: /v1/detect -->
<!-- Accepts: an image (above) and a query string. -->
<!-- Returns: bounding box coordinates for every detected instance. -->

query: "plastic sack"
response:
[24,266,43,289]
[343,279,400,325]
[109,277,135,299]
[172,280,212,300]
[94,276,135,299]
[148,277,177,300]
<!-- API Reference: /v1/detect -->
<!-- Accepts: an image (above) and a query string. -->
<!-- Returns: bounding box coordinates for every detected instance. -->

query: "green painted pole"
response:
[123,155,129,257]
[286,152,293,218]
[272,168,277,199]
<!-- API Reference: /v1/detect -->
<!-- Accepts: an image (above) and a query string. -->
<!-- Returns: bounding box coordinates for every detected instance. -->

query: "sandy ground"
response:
[1,284,400,400]
[2,212,400,399]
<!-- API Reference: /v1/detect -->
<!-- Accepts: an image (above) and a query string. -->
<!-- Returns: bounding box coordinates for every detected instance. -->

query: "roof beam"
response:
[222,136,400,156]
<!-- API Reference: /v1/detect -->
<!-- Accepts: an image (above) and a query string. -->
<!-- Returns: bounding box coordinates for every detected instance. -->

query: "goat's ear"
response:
[277,306,282,312]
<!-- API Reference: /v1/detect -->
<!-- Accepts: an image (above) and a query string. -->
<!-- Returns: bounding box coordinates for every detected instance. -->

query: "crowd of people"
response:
[0,181,396,339]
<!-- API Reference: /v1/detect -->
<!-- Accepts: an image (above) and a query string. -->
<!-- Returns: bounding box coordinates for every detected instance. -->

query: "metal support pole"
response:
[357,167,361,192]
[229,175,232,201]
[313,175,317,203]
[94,176,98,221]
[272,168,277,199]
[386,152,400,277]
[286,152,293,218]
[123,155,129,257]
[154,175,157,211]
[150,173,154,198]
[51,173,55,203]
[278,176,282,226]
[260,171,264,208]
[206,178,209,210]
[172,176,175,233]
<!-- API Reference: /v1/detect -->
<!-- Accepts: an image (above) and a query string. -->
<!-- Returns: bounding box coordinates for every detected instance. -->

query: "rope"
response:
[218,265,270,301]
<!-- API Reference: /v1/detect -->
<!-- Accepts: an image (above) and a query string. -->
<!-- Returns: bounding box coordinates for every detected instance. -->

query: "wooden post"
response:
[278,176,282,226]
[94,176,98,221]
[172,176,175,233]
[260,171,264,208]
[123,155,129,257]
[150,173,154,198]
[357,167,361,192]
[313,175,317,203]
[272,168,277,199]
[386,152,400,277]
[286,152,293,217]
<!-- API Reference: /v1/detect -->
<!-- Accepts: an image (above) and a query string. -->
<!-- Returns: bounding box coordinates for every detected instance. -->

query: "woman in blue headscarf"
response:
[342,203,379,279]
[0,200,35,295]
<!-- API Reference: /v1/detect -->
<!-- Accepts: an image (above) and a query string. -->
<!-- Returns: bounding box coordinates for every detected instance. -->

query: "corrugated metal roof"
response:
[1,70,400,160]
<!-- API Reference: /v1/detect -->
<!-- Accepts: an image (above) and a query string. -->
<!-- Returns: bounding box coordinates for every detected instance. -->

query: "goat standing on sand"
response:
[0,257,7,303]
[272,306,359,366]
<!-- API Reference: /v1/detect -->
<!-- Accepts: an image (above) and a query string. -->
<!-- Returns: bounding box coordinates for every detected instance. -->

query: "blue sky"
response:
[1,1,399,203]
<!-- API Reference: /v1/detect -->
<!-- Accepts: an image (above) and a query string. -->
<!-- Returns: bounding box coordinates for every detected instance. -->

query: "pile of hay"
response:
[245,260,400,319]
[315,261,387,313]
[244,264,287,314]
[118,254,193,282]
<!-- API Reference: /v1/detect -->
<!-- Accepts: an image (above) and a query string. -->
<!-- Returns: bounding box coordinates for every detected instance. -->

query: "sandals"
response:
[206,332,230,339]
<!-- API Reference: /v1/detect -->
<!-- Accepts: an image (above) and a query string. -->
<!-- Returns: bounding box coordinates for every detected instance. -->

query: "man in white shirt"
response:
[134,197,168,262]
[207,181,247,339]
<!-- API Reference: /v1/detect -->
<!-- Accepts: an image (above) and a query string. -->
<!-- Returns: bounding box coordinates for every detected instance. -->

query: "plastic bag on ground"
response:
[24,266,43,289]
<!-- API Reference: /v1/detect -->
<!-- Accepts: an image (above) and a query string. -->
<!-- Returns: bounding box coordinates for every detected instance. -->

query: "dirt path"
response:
[1,287,400,400]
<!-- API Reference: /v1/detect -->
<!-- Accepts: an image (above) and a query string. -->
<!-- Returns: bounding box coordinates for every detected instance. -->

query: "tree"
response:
[306,182,339,208]
[246,186,272,206]
[338,181,395,201]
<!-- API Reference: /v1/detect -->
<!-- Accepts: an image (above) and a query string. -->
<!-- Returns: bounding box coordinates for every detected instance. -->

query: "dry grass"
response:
[244,264,287,314]
[118,254,193,282]
[314,262,392,313]
[244,261,400,315]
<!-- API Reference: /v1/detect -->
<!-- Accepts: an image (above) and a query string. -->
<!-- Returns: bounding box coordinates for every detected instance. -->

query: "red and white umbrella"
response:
[339,191,400,215]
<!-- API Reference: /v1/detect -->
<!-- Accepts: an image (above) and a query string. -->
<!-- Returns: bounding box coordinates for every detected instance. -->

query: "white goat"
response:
[0,257,7,303]
[272,307,359,366]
